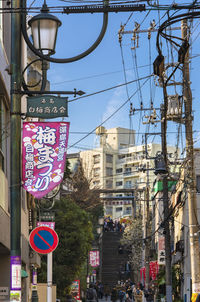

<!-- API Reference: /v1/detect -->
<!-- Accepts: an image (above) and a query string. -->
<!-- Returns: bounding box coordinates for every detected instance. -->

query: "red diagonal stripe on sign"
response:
[35,230,52,248]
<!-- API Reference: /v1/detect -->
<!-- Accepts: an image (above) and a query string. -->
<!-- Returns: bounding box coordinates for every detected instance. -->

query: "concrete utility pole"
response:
[144,162,150,290]
[10,0,22,298]
[182,19,200,298]
[160,94,172,302]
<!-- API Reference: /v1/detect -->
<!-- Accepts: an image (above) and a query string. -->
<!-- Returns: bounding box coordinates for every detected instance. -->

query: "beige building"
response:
[76,126,178,220]
[0,14,42,301]
[168,148,200,301]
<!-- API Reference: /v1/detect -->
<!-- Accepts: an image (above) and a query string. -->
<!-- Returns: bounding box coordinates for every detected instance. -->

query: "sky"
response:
[27,1,200,155]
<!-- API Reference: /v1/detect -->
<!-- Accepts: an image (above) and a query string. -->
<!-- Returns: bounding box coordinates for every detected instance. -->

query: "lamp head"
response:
[28,3,62,56]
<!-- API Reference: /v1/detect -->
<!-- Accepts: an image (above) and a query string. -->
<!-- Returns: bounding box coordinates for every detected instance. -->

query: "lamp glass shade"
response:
[29,13,61,55]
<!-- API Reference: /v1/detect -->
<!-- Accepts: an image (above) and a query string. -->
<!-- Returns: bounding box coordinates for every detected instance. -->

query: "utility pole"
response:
[182,19,200,298]
[144,162,150,290]
[10,0,22,299]
[160,99,172,302]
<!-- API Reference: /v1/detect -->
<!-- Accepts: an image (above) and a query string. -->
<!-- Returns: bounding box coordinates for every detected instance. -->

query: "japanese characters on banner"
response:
[89,251,100,267]
[149,261,159,280]
[22,122,69,199]
[140,261,159,283]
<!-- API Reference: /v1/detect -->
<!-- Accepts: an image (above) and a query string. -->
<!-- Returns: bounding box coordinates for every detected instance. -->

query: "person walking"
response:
[111,287,118,302]
[86,284,98,302]
[144,287,154,302]
[133,287,143,302]
[104,284,110,301]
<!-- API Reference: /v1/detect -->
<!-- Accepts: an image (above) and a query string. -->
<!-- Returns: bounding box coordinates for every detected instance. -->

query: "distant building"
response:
[67,126,178,220]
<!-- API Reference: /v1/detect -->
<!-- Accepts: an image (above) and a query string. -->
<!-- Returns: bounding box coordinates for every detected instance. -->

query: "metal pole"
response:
[145,162,150,290]
[47,252,53,302]
[161,89,172,302]
[182,19,200,298]
[10,0,22,298]
[32,267,39,302]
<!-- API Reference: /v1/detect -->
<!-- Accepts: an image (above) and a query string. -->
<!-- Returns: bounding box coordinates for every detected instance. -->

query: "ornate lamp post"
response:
[10,1,108,300]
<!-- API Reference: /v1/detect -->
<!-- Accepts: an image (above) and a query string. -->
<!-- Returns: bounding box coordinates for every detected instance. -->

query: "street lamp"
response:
[10,0,108,300]
[28,2,62,56]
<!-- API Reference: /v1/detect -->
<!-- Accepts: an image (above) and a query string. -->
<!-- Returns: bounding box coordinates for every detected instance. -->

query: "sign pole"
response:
[47,252,53,302]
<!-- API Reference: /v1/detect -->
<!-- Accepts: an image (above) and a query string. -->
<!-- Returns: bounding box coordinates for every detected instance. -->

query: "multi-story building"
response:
[68,126,178,220]
[168,148,200,301]
[0,15,42,301]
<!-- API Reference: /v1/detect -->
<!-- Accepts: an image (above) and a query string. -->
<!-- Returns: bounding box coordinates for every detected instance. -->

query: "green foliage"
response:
[54,198,93,299]
[38,198,93,301]
[155,265,183,300]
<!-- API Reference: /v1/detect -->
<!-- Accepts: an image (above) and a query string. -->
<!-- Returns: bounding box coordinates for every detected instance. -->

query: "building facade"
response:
[68,126,178,221]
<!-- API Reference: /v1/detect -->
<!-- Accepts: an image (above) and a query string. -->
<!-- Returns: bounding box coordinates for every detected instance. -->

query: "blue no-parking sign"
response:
[29,226,59,254]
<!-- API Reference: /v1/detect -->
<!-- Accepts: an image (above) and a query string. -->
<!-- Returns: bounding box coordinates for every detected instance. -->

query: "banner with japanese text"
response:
[89,251,100,267]
[22,122,70,199]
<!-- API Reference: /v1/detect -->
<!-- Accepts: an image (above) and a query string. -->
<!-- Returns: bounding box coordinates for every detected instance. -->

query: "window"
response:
[197,175,200,193]
[124,207,132,215]
[124,167,131,175]
[0,98,7,173]
[106,180,113,189]
[93,154,100,164]
[106,206,113,215]
[106,167,113,176]
[125,181,132,189]
[116,168,122,174]
[116,181,123,187]
[94,167,100,177]
[106,154,113,163]
[116,207,123,212]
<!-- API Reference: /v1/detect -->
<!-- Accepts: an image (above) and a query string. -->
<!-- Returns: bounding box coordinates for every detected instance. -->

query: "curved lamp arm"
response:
[21,0,108,63]
[22,58,47,93]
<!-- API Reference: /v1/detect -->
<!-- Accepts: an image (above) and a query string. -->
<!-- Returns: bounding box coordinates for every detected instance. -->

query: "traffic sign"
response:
[29,226,59,254]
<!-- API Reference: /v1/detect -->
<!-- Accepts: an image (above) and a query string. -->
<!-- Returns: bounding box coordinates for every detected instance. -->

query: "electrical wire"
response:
[68,74,153,102]
[67,76,150,150]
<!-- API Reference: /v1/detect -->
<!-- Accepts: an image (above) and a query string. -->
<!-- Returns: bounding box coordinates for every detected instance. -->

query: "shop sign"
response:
[22,122,69,199]
[158,237,165,265]
[27,95,68,119]
[89,251,100,267]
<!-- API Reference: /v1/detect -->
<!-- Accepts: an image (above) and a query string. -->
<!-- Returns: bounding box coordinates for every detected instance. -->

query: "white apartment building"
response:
[75,126,178,220]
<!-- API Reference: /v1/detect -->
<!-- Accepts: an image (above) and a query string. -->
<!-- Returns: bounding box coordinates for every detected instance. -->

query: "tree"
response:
[70,161,101,211]
[120,215,143,276]
[38,197,93,301]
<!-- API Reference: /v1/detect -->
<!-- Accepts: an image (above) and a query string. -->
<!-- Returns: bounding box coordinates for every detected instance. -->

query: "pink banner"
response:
[89,251,100,267]
[22,122,69,199]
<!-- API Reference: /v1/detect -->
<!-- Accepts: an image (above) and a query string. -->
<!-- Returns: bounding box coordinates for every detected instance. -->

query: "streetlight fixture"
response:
[28,2,62,56]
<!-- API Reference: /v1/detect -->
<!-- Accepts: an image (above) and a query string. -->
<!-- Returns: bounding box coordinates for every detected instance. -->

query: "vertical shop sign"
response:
[89,251,100,267]
[158,237,165,265]
[22,122,70,199]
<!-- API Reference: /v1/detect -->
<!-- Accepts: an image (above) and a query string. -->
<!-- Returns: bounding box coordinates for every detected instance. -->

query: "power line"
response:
[68,74,153,102]
[67,77,151,150]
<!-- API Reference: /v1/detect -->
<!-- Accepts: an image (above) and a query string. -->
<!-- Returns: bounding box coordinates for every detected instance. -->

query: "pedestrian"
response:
[118,290,126,302]
[104,284,110,301]
[133,287,143,302]
[86,284,97,302]
[111,287,118,302]
[144,287,154,302]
